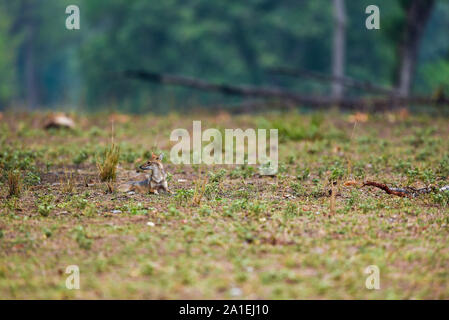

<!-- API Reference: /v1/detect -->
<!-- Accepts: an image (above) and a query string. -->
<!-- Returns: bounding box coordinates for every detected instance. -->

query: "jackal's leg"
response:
[149,187,159,195]
[162,181,172,194]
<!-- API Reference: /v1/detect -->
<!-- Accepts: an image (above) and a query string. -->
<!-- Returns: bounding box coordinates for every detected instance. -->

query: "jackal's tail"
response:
[118,183,131,193]
[118,179,149,192]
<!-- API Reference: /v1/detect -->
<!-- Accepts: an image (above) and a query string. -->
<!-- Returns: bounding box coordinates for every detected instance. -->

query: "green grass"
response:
[0,110,449,299]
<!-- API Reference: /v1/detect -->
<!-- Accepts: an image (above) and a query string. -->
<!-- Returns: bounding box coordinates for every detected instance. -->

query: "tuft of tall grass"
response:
[7,170,22,198]
[96,144,120,192]
[60,171,76,194]
[192,177,207,206]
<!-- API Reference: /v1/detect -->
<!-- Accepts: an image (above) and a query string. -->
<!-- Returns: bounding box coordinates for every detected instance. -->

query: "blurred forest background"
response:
[0,0,449,113]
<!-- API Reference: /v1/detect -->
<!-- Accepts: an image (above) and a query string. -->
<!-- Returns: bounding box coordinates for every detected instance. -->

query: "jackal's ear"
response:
[151,152,157,160]
[157,153,164,161]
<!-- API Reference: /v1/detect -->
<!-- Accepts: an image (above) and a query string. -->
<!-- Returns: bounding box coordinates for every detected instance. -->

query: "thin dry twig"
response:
[330,181,336,215]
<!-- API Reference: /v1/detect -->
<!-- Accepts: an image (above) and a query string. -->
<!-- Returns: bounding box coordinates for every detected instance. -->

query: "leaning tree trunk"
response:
[331,0,346,102]
[397,0,435,98]
[24,22,37,109]
[15,0,40,110]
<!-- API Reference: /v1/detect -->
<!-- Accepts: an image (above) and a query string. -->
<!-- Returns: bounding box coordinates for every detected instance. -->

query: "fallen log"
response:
[124,69,332,107]
[124,69,449,110]
[268,66,397,95]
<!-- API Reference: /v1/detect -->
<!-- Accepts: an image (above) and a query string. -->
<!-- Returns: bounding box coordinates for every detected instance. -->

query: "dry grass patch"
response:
[96,144,120,192]
[7,170,22,198]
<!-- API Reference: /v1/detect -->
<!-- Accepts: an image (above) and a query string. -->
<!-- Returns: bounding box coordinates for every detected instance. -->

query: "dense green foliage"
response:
[0,0,448,111]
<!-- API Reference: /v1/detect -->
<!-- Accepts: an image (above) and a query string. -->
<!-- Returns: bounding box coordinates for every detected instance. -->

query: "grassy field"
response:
[0,110,449,299]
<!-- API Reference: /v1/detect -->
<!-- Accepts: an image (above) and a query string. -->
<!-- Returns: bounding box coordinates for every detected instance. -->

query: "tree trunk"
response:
[331,0,346,101]
[24,22,37,109]
[397,0,435,98]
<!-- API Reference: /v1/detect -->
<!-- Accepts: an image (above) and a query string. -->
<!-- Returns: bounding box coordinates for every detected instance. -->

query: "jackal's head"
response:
[139,153,164,171]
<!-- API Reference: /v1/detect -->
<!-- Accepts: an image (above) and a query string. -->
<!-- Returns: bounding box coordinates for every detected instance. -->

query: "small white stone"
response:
[111,210,122,214]
[230,287,242,297]
[178,179,187,183]
[147,221,155,227]
[127,191,135,195]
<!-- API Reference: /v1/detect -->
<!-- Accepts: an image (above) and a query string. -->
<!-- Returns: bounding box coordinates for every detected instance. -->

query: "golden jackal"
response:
[119,153,171,194]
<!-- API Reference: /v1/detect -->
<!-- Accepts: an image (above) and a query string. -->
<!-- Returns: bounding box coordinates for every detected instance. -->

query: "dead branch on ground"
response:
[362,181,410,197]
[124,69,449,110]
[268,66,397,96]
[361,181,449,198]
